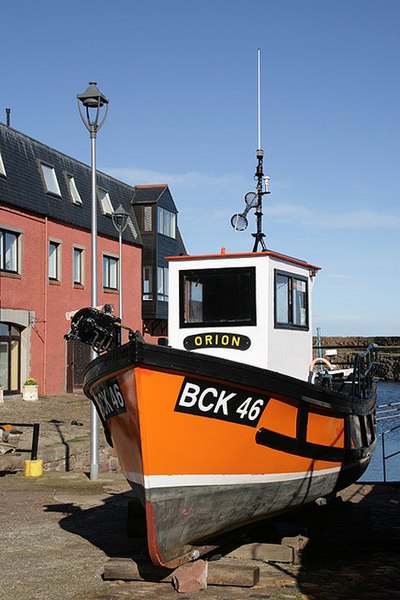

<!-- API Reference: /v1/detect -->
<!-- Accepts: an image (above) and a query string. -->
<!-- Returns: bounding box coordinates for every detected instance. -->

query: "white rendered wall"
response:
[167,253,316,381]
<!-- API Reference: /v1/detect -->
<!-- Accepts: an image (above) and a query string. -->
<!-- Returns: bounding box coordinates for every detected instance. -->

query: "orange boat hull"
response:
[85,340,376,567]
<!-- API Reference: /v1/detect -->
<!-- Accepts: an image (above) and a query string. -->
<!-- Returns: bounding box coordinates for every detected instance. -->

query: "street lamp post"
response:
[112,204,129,329]
[77,82,109,481]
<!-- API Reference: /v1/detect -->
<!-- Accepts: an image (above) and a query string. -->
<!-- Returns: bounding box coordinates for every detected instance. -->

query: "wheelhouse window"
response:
[103,254,118,290]
[48,240,61,281]
[180,267,256,328]
[275,270,308,329]
[0,229,19,273]
[157,266,169,302]
[158,207,176,238]
[41,163,61,196]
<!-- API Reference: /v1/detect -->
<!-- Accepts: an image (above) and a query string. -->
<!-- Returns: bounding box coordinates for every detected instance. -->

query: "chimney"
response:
[5,108,10,127]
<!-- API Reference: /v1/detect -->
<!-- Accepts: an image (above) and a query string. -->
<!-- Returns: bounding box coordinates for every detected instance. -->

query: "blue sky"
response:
[1,0,399,336]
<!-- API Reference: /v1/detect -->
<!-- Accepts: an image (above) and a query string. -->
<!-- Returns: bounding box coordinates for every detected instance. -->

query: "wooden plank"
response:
[104,557,259,587]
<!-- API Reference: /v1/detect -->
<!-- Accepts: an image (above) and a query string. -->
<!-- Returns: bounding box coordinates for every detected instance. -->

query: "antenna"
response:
[257,48,261,151]
[230,49,270,251]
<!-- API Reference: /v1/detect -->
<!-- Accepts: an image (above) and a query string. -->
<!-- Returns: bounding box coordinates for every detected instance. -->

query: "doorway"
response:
[0,323,21,395]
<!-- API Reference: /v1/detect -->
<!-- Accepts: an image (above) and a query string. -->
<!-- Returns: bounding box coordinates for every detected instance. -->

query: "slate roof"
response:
[0,123,142,246]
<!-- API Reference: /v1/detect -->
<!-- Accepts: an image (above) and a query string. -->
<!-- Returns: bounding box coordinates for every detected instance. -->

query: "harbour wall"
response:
[315,337,400,381]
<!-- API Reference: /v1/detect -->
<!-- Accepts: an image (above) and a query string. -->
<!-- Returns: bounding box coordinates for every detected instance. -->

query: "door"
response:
[66,339,91,392]
[0,323,21,395]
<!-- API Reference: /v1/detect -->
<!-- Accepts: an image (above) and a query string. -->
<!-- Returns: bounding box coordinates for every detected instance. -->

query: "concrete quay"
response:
[1,393,400,599]
[0,472,399,600]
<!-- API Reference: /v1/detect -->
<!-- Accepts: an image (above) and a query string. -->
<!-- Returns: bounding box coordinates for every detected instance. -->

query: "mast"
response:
[230,49,270,251]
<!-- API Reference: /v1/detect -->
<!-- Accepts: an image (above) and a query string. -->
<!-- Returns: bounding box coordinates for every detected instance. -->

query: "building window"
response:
[143,266,153,300]
[48,240,61,281]
[98,189,114,215]
[275,270,308,330]
[157,207,176,238]
[0,228,19,273]
[67,175,82,205]
[103,255,118,290]
[143,206,153,232]
[180,267,256,328]
[0,151,6,177]
[157,266,169,302]
[73,247,84,285]
[41,163,61,196]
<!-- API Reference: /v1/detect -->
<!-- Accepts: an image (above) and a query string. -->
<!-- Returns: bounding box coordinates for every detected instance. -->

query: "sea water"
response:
[359,380,400,483]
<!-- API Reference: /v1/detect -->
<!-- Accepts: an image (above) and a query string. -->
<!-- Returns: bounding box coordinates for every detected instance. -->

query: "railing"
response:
[0,422,40,460]
[378,419,400,483]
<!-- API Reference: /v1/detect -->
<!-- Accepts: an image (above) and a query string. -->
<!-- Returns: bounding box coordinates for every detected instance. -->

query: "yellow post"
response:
[24,459,43,477]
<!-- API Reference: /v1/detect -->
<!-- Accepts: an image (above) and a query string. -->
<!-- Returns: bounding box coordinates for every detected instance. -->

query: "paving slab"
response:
[1,473,400,600]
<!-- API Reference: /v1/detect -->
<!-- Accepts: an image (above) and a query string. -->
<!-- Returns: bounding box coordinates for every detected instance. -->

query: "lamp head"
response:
[77,82,109,108]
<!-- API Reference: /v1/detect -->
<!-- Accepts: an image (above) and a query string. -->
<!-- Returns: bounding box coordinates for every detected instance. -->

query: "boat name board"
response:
[183,332,251,351]
[175,377,268,428]
[92,377,127,420]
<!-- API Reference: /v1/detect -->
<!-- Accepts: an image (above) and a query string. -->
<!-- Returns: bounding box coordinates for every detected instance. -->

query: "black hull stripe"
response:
[256,428,375,462]
[84,339,375,417]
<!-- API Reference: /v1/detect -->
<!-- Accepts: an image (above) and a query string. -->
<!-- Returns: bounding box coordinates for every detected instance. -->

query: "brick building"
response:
[0,123,185,397]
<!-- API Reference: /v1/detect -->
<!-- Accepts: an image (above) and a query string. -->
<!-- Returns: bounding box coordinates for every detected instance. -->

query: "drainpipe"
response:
[43,217,48,395]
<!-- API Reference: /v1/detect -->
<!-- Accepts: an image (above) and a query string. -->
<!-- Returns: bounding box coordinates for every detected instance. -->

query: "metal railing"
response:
[381,423,400,483]
[0,422,40,460]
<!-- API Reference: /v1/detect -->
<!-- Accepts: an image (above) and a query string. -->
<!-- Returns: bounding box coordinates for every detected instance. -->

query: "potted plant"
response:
[23,377,38,401]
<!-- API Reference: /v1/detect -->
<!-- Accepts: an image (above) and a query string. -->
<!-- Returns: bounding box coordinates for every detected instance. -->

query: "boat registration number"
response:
[175,377,268,428]
[92,378,127,420]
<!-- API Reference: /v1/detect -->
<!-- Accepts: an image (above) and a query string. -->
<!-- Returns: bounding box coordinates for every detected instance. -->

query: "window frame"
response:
[142,206,153,232]
[72,246,85,286]
[274,269,309,331]
[40,162,61,197]
[0,227,20,275]
[143,265,153,300]
[66,174,83,205]
[102,253,119,290]
[48,239,62,282]
[157,206,176,239]
[179,266,257,328]
[98,189,114,216]
[157,266,169,302]
[0,150,6,178]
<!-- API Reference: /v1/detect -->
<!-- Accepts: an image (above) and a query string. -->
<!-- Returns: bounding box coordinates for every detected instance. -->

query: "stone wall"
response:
[314,336,400,381]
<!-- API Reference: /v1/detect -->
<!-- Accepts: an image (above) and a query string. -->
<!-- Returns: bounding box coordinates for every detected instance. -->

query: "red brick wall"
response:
[1,206,142,394]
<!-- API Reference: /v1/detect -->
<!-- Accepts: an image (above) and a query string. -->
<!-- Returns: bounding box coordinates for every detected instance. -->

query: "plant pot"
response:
[23,385,38,401]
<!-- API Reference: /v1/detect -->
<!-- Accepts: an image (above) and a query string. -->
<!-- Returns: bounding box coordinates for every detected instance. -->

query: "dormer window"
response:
[98,189,113,215]
[41,163,61,196]
[158,207,176,238]
[0,151,6,177]
[67,175,82,205]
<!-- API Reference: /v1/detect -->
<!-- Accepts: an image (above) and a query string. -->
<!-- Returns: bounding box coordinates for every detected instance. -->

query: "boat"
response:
[65,54,377,568]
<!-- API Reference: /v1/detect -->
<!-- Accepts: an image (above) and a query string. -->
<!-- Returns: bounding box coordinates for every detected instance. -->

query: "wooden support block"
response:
[226,542,294,563]
[104,557,259,587]
[281,535,310,564]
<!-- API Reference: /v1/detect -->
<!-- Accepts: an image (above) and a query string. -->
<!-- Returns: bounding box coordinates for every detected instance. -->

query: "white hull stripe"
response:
[123,462,366,490]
